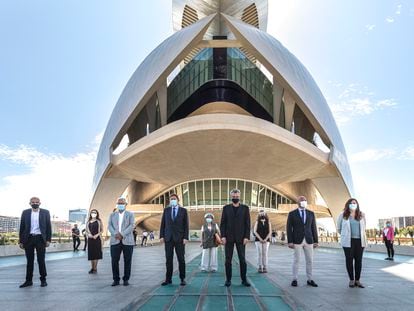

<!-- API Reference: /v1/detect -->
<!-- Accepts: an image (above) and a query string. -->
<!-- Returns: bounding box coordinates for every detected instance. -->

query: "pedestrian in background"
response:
[383,221,395,261]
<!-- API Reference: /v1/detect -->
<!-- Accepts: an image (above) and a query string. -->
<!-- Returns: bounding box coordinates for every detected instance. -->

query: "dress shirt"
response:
[118,211,125,233]
[30,210,41,234]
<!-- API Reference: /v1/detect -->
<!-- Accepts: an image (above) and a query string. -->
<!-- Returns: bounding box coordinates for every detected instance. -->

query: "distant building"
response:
[378,216,414,229]
[52,221,73,236]
[0,215,20,233]
[68,209,87,224]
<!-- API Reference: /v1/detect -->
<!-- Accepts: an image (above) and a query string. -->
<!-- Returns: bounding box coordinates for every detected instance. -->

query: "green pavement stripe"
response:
[261,297,293,311]
[202,295,228,311]
[138,295,174,311]
[170,295,200,311]
[136,246,292,310]
[232,296,261,311]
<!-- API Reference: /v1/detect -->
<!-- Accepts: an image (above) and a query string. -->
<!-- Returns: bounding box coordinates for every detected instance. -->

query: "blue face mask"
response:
[117,204,126,212]
[170,199,178,207]
[386,223,391,227]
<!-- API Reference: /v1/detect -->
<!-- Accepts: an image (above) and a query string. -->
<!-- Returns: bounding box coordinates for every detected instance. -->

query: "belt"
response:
[29,234,42,237]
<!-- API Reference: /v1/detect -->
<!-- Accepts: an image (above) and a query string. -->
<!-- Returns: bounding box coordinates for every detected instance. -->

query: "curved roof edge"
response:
[221,13,353,194]
[92,14,216,194]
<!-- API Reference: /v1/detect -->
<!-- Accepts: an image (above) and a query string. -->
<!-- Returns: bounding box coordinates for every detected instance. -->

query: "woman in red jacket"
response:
[383,221,395,261]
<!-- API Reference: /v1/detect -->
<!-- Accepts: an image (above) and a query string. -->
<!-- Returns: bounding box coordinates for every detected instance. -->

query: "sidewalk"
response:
[247,244,414,310]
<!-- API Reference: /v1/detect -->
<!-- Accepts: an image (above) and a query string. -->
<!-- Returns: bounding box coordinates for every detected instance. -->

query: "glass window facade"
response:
[150,178,293,210]
[167,47,273,120]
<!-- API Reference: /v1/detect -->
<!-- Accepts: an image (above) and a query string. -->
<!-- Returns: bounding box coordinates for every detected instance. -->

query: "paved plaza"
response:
[0,243,413,310]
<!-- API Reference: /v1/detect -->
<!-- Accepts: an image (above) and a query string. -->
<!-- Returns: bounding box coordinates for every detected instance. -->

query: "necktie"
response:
[301,209,305,224]
[173,207,177,220]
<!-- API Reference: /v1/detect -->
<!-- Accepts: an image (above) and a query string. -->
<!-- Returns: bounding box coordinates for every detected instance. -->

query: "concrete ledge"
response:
[319,241,414,256]
[0,243,74,257]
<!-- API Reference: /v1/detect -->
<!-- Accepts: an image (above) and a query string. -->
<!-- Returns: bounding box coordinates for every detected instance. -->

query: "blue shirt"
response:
[349,216,361,238]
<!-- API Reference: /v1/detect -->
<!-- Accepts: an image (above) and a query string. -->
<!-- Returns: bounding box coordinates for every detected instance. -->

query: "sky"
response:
[0,0,413,227]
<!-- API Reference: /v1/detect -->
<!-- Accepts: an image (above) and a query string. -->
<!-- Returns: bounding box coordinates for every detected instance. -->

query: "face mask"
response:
[117,204,126,212]
[170,199,178,207]
[349,203,357,210]
[232,198,240,204]
[31,204,40,209]
[386,223,391,227]
[299,201,307,209]
[91,213,97,218]
[206,218,212,223]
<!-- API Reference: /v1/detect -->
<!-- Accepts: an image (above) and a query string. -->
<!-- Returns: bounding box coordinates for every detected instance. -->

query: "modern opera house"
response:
[90,0,353,233]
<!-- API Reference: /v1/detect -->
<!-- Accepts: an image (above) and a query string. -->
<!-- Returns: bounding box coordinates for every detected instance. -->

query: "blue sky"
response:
[0,1,413,227]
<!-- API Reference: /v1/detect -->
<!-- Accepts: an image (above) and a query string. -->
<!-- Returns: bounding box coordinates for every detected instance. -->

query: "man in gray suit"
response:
[108,197,135,286]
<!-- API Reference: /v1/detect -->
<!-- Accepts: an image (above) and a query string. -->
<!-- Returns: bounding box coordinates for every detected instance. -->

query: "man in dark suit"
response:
[18,196,52,288]
[286,195,319,287]
[220,188,251,287]
[160,193,189,286]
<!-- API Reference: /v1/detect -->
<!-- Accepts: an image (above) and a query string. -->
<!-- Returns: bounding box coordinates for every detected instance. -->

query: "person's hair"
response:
[170,193,179,200]
[257,212,269,222]
[230,189,240,195]
[117,197,128,204]
[342,198,362,220]
[88,209,101,222]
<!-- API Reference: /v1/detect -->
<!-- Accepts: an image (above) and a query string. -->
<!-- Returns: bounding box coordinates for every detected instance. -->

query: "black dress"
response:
[87,221,102,260]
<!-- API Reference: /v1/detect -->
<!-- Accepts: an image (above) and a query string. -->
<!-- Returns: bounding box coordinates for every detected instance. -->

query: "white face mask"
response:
[206,218,212,223]
[299,201,307,209]
[91,213,97,218]
[349,203,357,210]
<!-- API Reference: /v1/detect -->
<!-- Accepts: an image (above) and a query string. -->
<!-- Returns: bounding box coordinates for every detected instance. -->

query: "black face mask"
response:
[31,204,40,209]
[232,198,240,204]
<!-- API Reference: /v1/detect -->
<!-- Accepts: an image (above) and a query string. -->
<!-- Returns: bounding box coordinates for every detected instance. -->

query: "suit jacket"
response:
[108,211,135,245]
[286,208,318,244]
[160,205,189,243]
[220,204,251,243]
[19,208,52,245]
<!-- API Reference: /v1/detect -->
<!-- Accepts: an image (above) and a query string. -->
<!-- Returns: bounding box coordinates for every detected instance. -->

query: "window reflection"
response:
[151,179,292,210]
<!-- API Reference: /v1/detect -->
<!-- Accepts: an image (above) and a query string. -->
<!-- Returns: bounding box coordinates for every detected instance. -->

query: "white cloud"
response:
[365,24,376,31]
[353,175,414,228]
[327,83,398,125]
[0,135,102,220]
[400,146,414,160]
[350,149,396,163]
[396,4,402,15]
[385,17,395,23]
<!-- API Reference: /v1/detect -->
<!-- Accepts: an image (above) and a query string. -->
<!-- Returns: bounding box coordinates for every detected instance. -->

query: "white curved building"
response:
[90,0,353,231]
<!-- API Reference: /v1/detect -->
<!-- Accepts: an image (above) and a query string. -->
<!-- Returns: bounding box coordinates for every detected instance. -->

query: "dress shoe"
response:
[40,280,48,287]
[307,280,318,287]
[349,280,355,288]
[88,269,94,274]
[242,280,251,287]
[111,281,120,286]
[355,281,365,288]
[180,279,186,286]
[19,281,33,288]
[161,280,172,286]
[291,280,298,287]
[123,280,129,286]
[224,280,231,287]
[263,267,268,273]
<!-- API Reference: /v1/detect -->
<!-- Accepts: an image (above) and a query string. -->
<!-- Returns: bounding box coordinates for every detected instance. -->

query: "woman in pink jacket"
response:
[383,221,395,261]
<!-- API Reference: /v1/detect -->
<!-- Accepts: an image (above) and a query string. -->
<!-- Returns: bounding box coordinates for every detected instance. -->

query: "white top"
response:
[30,210,41,234]
[337,212,367,248]
[118,212,125,233]
[143,231,148,237]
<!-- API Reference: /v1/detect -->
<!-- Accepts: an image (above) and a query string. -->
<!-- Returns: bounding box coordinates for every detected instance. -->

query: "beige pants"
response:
[292,238,314,281]
[255,241,270,268]
[201,247,218,271]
